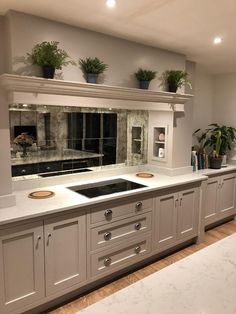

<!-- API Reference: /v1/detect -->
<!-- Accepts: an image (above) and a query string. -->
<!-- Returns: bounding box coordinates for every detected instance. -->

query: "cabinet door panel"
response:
[219,173,236,217]
[154,193,178,250]
[204,177,220,225]
[45,212,86,296]
[0,222,44,314]
[178,188,199,239]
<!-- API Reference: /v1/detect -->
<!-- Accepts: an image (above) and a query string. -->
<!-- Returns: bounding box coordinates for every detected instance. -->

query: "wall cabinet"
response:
[0,221,44,314]
[154,187,199,251]
[205,172,236,227]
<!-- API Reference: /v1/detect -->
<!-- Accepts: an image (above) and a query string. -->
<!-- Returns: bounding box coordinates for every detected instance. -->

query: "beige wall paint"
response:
[212,73,236,161]
[0,16,5,73]
[213,73,236,126]
[193,65,213,131]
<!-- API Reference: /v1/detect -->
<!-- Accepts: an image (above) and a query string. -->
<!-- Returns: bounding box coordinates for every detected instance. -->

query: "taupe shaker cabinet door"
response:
[177,188,199,239]
[0,221,45,314]
[219,173,236,217]
[154,187,199,251]
[204,176,220,225]
[204,173,236,226]
[154,193,178,249]
[44,211,87,296]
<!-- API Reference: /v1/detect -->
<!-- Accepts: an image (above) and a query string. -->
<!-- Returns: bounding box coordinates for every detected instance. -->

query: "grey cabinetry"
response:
[88,198,153,280]
[0,222,44,314]
[154,193,178,249]
[154,186,199,251]
[205,172,236,227]
[177,188,199,239]
[45,211,87,296]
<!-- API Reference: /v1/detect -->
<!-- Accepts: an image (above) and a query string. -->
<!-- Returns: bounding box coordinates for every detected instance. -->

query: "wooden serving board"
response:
[28,191,55,199]
[136,172,154,178]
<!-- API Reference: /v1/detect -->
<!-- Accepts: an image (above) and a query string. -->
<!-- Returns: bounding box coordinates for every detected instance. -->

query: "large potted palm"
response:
[194,124,236,169]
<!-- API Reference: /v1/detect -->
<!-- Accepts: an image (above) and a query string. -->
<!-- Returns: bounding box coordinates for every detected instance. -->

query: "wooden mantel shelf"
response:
[0,74,193,105]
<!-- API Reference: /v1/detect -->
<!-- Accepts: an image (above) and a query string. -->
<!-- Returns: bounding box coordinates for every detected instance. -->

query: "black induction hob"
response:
[67,178,147,198]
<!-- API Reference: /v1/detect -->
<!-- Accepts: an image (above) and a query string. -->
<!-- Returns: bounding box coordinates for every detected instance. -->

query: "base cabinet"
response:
[0,186,202,314]
[154,193,178,249]
[205,173,236,227]
[45,211,87,296]
[0,222,44,314]
[154,187,199,251]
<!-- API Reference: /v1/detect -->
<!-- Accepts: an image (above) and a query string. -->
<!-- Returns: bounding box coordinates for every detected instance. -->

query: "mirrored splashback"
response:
[9,104,148,179]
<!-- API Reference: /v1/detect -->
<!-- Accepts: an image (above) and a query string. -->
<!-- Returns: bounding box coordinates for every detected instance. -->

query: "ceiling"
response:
[0,0,235,74]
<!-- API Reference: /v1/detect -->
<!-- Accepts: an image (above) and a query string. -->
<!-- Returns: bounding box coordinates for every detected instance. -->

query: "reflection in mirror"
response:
[9,104,148,179]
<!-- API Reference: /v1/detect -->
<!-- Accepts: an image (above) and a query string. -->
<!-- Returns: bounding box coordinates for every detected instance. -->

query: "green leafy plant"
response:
[161,70,191,92]
[79,57,108,74]
[28,41,75,69]
[135,68,157,81]
[193,124,236,157]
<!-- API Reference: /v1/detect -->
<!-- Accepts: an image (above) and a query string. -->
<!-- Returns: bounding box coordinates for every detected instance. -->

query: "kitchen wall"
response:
[193,65,214,131]
[212,73,236,160]
[5,10,186,88]
[0,9,217,201]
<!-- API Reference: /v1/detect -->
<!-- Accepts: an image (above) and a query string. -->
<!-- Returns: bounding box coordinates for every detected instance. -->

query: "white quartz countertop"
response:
[80,233,236,314]
[0,169,208,226]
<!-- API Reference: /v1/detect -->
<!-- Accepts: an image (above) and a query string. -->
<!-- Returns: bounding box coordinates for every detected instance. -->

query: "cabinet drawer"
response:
[89,198,153,225]
[90,234,151,278]
[90,212,152,251]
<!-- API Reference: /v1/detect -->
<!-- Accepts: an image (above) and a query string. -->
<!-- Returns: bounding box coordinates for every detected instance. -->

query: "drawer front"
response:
[90,198,153,225]
[90,212,152,251]
[90,234,151,278]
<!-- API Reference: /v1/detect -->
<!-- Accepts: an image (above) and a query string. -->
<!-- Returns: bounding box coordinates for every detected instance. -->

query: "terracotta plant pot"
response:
[209,156,223,169]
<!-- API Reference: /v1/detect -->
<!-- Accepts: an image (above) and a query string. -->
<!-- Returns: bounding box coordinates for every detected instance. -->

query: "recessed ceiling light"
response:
[214,37,223,45]
[106,0,116,8]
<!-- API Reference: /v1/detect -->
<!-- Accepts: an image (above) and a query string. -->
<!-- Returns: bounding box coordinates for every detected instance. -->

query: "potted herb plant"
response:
[79,57,108,83]
[28,41,75,79]
[194,124,236,169]
[161,70,191,93]
[135,68,157,89]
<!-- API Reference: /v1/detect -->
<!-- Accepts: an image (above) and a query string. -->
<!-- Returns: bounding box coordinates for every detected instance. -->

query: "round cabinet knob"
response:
[104,257,112,267]
[21,169,26,175]
[46,166,51,171]
[135,201,143,211]
[104,232,112,241]
[134,245,141,254]
[104,209,113,218]
[135,222,142,230]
